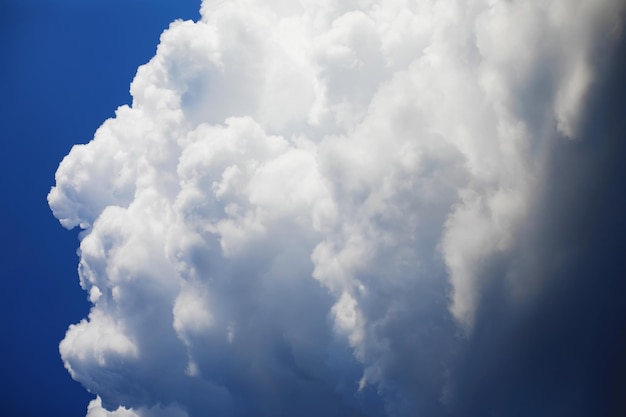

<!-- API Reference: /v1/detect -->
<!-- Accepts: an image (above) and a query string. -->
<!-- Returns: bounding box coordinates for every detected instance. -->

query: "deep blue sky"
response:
[0,1,200,416]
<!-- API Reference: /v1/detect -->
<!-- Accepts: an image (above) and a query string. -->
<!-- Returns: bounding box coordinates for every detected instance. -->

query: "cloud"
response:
[49,0,626,416]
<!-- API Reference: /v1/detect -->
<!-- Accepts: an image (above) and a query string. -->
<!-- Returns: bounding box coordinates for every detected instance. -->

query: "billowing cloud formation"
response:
[49,1,626,416]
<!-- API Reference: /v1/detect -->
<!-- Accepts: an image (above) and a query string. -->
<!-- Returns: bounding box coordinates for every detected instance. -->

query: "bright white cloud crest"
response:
[49,0,623,416]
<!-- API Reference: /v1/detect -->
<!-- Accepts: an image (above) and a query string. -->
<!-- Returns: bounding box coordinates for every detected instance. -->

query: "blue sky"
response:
[2,1,626,417]
[1,1,199,415]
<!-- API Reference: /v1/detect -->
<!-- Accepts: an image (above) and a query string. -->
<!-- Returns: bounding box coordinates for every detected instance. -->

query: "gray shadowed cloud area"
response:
[48,1,626,416]
[445,37,626,417]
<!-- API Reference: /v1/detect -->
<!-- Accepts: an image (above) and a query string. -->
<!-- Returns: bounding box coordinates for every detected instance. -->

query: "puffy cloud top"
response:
[49,0,626,416]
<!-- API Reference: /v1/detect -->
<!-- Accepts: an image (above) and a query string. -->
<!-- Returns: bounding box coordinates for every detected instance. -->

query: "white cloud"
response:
[86,397,140,417]
[49,0,625,415]
[86,396,189,417]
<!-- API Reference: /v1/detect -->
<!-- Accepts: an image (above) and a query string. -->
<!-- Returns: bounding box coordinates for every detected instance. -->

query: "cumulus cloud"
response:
[49,0,626,416]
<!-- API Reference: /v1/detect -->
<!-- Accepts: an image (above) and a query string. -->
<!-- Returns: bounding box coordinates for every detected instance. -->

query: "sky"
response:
[2,1,626,417]
[0,1,199,416]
